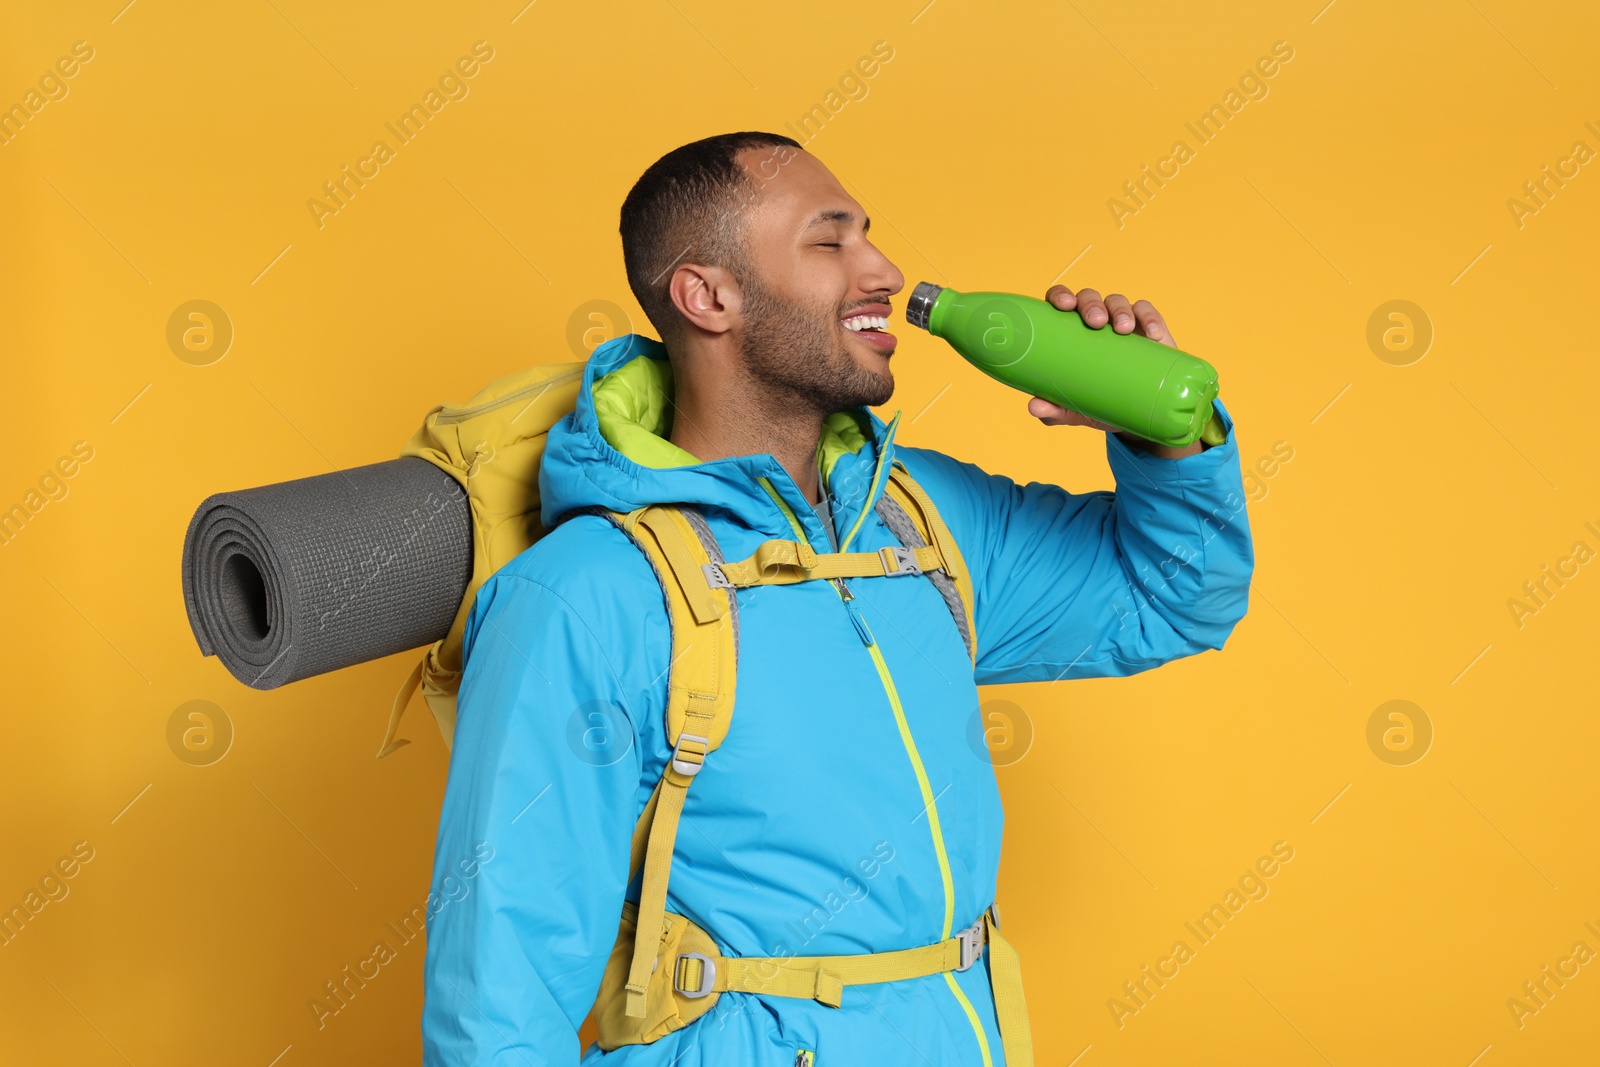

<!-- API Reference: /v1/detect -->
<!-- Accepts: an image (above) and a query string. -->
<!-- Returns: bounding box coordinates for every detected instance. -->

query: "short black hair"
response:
[620,131,802,344]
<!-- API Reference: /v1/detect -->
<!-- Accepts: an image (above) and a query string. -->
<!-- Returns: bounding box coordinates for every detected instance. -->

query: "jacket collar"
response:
[538,333,902,548]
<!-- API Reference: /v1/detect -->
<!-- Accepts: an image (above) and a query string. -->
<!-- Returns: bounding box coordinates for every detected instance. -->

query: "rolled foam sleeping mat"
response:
[181,457,472,689]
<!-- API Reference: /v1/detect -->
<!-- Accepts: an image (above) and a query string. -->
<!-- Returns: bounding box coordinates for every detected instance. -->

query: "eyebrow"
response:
[805,209,871,234]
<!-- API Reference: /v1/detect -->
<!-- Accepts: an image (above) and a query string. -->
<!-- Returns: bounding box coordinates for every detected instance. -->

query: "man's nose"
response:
[859,248,905,298]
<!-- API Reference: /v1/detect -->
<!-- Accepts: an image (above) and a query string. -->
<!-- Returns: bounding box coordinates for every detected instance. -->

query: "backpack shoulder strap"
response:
[595,502,737,1021]
[881,459,978,668]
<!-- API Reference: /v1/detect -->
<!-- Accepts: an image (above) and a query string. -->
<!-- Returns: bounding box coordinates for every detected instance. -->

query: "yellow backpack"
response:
[376,357,586,760]
[378,355,1033,1065]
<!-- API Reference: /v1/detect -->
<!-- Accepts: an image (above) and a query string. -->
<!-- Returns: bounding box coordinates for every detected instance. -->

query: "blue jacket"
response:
[421,333,1254,1065]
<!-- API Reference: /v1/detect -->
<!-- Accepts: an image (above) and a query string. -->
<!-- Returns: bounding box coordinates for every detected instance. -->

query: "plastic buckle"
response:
[671,732,710,777]
[879,545,922,577]
[702,562,732,589]
[675,952,717,998]
[956,916,985,971]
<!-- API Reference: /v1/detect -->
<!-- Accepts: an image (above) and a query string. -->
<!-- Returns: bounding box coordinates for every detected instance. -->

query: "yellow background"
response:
[3,0,1597,1063]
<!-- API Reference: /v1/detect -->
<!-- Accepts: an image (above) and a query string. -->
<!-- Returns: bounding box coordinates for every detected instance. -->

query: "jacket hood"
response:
[538,333,904,544]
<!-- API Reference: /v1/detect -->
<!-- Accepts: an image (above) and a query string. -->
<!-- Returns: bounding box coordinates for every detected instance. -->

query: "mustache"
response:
[839,300,894,316]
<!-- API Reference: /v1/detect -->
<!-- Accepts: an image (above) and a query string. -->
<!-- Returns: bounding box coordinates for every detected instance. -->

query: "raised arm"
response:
[896,284,1254,686]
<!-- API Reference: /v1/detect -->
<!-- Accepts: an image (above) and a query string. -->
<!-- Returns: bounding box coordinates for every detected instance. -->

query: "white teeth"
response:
[842,315,888,332]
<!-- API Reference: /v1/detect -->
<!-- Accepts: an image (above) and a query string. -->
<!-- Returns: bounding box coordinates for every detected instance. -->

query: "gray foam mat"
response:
[181,457,472,689]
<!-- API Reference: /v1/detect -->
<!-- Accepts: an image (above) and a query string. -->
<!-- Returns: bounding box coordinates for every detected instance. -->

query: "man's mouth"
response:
[841,309,896,353]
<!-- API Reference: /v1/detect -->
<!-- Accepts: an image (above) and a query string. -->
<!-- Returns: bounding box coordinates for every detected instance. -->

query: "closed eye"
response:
[816,242,841,248]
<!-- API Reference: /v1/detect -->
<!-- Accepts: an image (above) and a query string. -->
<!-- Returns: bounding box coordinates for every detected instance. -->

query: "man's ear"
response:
[669,263,740,336]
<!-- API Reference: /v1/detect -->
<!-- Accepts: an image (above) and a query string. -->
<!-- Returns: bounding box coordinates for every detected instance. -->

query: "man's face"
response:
[727,146,905,415]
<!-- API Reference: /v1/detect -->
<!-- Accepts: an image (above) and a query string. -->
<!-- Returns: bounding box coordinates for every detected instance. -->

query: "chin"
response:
[858,369,896,410]
[836,346,893,406]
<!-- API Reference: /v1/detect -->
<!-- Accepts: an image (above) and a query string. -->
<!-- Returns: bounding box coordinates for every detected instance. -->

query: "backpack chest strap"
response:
[706,539,946,588]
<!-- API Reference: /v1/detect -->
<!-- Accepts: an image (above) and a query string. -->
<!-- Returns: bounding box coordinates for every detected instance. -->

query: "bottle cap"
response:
[906,282,943,331]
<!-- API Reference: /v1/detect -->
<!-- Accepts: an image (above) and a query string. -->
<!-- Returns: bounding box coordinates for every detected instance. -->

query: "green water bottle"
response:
[905,282,1226,448]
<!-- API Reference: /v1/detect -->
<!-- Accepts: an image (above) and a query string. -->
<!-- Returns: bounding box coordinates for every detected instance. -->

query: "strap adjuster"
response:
[671,732,711,776]
[879,545,922,577]
[674,952,717,998]
[702,562,732,589]
[956,916,986,971]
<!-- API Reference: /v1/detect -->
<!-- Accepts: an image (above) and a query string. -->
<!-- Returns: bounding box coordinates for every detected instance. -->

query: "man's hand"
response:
[1027,284,1205,459]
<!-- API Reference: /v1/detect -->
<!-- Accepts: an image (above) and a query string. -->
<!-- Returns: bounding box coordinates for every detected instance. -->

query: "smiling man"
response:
[421,131,1254,1066]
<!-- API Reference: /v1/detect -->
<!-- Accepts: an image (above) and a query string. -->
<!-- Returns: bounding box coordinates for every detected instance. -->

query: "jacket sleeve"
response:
[421,571,644,1066]
[896,397,1254,686]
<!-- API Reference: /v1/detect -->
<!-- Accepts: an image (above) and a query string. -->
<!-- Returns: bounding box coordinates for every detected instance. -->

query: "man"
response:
[421,131,1254,1065]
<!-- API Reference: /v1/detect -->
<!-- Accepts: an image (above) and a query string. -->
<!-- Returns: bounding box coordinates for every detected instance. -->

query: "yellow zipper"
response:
[757,474,996,1067]
[853,602,993,1067]
[836,409,900,553]
[432,366,585,424]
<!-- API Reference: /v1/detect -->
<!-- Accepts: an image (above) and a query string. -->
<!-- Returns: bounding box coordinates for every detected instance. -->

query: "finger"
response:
[1132,299,1176,347]
[1029,396,1120,432]
[1029,396,1071,423]
[1075,287,1107,328]
[1104,293,1136,334]
[1029,397,1093,426]
[1045,283,1077,310]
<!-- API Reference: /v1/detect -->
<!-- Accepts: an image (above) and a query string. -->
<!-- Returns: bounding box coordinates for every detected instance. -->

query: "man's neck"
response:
[665,344,826,505]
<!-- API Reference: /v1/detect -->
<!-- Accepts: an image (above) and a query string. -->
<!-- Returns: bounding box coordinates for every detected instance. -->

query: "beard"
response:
[734,269,894,416]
